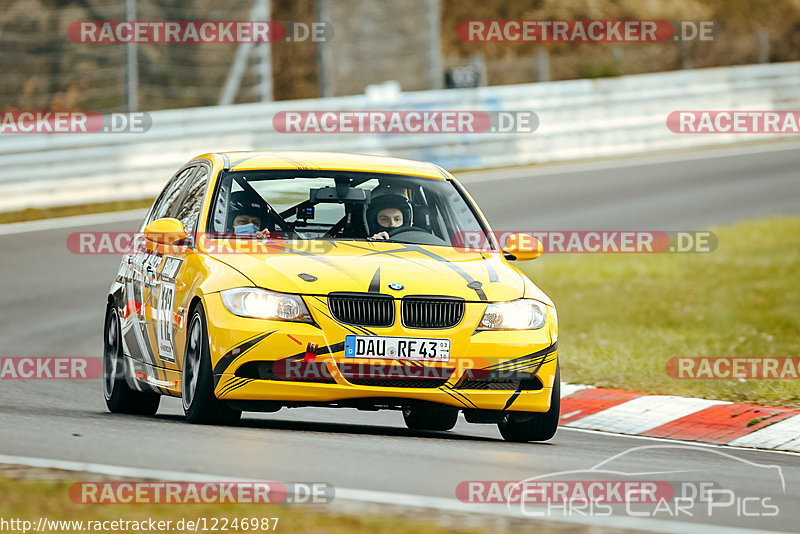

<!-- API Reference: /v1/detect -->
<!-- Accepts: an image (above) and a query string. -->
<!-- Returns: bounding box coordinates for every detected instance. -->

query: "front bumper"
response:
[204,292,558,413]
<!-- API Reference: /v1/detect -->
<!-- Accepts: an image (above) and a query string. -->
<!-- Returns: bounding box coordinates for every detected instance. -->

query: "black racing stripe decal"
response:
[216,377,244,397]
[444,385,479,409]
[217,377,249,397]
[505,361,542,372]
[503,355,558,411]
[283,247,363,285]
[438,386,469,408]
[218,377,254,397]
[341,242,442,273]
[213,331,276,375]
[366,243,488,301]
[486,341,557,371]
[529,355,557,376]
[503,387,522,410]
[368,268,381,293]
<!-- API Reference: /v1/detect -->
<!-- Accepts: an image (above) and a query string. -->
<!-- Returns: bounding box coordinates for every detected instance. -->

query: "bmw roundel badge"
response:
[388,282,404,291]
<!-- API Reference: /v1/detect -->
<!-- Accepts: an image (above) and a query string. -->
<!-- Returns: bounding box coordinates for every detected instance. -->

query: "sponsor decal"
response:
[155,256,183,364]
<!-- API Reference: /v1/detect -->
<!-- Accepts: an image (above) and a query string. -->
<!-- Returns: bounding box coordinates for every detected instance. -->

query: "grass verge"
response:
[0,473,575,534]
[519,216,800,408]
[0,199,153,224]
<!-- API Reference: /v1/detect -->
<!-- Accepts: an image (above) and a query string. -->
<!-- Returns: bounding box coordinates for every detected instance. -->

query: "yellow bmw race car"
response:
[103,151,559,442]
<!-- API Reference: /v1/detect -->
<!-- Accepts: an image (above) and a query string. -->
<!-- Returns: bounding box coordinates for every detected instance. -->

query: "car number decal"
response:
[156,281,176,363]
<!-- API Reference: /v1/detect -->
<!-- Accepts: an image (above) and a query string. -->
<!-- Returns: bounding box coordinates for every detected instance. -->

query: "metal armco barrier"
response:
[1,62,799,211]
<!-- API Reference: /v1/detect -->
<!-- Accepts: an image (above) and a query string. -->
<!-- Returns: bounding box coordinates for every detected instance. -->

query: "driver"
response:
[365,187,413,240]
[227,191,269,235]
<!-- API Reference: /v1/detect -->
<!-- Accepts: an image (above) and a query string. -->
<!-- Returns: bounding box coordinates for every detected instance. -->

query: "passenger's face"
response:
[233,214,261,228]
[377,208,403,228]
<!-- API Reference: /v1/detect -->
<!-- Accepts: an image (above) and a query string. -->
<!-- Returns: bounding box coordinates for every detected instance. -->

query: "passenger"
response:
[227,191,268,235]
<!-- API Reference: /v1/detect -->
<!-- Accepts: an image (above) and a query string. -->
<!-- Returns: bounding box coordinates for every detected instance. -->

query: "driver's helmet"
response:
[227,190,268,231]
[365,184,413,235]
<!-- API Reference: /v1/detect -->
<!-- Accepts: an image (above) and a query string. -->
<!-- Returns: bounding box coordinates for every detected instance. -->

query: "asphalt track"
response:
[1,142,800,533]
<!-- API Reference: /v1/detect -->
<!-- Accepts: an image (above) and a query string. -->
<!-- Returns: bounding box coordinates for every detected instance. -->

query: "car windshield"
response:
[207,170,491,248]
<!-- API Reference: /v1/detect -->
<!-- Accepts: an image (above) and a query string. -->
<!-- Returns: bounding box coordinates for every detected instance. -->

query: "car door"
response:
[121,165,196,373]
[149,164,210,373]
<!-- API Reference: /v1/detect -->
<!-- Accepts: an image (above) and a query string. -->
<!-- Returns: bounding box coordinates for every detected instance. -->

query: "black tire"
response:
[402,404,459,431]
[103,304,160,415]
[182,304,242,425]
[497,364,560,443]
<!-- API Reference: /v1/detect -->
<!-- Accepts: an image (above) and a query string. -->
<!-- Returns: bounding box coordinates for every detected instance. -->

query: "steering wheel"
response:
[387,225,430,237]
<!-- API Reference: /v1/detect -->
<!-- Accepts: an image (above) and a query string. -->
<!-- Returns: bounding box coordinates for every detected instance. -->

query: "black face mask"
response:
[227,192,267,231]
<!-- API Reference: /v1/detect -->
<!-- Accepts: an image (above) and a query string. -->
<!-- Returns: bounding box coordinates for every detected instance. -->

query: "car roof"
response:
[198,151,450,180]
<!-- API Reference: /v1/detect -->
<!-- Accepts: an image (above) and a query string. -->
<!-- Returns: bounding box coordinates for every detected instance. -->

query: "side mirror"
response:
[502,233,543,261]
[144,218,188,245]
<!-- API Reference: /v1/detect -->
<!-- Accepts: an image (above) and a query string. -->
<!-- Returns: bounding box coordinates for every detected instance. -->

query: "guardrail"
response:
[1,61,799,212]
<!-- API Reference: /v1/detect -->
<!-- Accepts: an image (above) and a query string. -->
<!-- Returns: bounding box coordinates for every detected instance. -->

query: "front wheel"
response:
[182,304,241,425]
[497,364,560,443]
[103,304,160,415]
[403,404,459,431]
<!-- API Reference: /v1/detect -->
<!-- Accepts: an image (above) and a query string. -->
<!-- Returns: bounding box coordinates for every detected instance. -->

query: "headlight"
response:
[220,288,312,322]
[478,299,547,330]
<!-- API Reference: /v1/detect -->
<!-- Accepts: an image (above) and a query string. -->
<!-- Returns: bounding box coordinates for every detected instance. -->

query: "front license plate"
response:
[344,335,450,362]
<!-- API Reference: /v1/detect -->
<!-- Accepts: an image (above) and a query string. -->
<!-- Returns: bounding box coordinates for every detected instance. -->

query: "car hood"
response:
[202,239,528,302]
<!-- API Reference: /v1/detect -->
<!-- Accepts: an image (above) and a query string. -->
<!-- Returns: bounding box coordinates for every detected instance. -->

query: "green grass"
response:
[0,199,154,224]
[0,474,566,534]
[519,216,800,408]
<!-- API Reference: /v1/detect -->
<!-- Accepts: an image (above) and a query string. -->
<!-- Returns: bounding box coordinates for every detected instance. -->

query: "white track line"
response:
[0,454,787,534]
